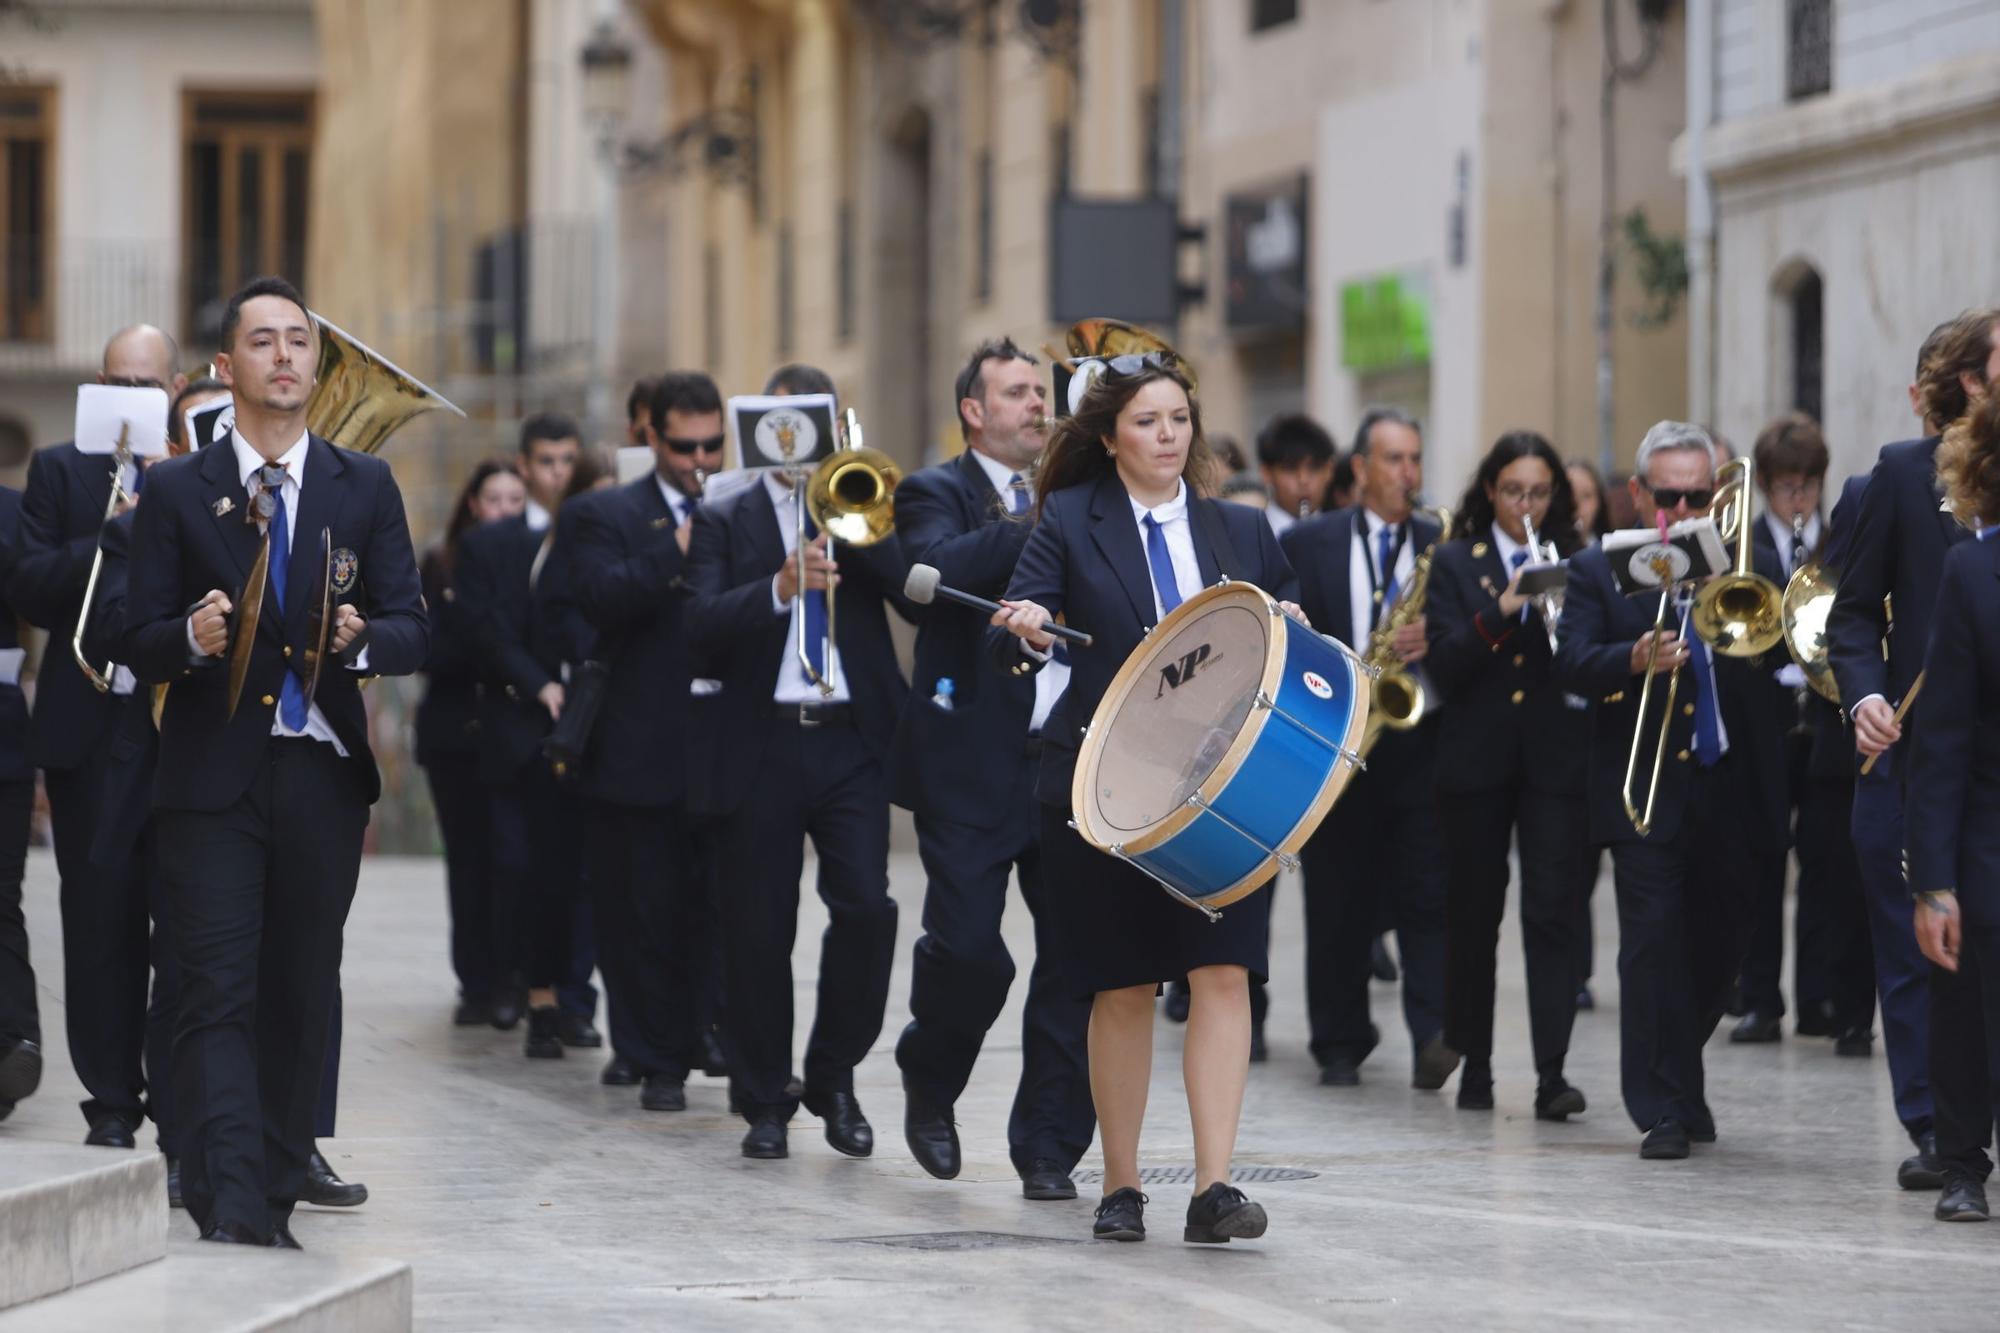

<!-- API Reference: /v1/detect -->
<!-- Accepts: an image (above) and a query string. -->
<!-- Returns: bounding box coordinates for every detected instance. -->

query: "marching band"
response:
[0,273,1996,1247]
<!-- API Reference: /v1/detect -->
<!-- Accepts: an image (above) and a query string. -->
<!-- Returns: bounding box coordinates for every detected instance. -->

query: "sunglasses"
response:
[1097,351,1180,378]
[102,375,166,390]
[663,434,726,456]
[1643,485,1714,510]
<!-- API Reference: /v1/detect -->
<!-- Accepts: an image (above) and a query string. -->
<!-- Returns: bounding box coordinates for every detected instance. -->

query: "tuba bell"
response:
[306,314,466,453]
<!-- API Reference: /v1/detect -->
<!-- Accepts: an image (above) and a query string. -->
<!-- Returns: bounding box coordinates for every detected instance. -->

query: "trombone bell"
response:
[1690,458,1784,658]
[1781,562,1842,703]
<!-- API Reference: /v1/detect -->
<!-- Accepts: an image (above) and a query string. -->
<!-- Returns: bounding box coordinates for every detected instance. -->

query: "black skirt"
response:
[1039,800,1272,999]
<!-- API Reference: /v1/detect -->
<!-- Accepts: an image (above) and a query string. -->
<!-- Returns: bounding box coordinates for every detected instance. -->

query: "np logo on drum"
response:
[1302,670,1334,700]
[1156,642,1221,699]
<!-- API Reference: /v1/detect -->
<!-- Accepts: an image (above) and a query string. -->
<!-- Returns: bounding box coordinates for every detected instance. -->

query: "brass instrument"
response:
[1051,317,1197,393]
[1781,560,1841,703]
[1521,510,1563,654]
[1690,457,1785,657]
[1358,503,1450,758]
[791,408,898,695]
[72,422,137,693]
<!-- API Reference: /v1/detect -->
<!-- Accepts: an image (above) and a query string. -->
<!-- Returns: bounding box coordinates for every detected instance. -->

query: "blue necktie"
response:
[1687,629,1722,767]
[1509,548,1528,621]
[1142,514,1183,617]
[802,508,827,679]
[1377,524,1401,617]
[261,467,309,731]
[1008,473,1029,516]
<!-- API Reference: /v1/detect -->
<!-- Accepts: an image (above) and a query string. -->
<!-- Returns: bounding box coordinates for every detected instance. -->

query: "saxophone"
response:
[1358,505,1451,759]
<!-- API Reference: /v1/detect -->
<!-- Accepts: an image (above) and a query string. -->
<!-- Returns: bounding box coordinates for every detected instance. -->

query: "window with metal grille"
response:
[0,87,54,343]
[1786,0,1831,101]
[1251,0,1299,32]
[183,90,314,344]
[1791,268,1823,425]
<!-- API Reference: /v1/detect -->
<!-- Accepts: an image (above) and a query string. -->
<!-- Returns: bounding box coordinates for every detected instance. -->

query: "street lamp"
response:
[579,20,760,189]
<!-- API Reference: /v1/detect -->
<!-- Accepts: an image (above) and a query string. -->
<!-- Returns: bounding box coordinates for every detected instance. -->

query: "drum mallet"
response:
[905,563,1093,647]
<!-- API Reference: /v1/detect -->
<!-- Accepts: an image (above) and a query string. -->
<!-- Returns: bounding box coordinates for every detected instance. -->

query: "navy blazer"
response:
[8,442,120,769]
[1805,476,1869,781]
[1553,542,1789,850]
[414,545,482,766]
[1423,535,1586,797]
[76,510,155,866]
[889,451,1039,827]
[456,515,562,780]
[684,476,912,819]
[1907,533,2000,914]
[990,471,1299,809]
[117,434,428,811]
[561,475,692,808]
[0,487,37,784]
[1827,436,1970,744]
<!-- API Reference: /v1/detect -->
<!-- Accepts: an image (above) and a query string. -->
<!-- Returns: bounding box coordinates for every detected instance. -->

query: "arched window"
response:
[1772,260,1824,426]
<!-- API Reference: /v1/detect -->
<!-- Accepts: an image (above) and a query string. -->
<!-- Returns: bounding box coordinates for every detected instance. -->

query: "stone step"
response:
[0,1145,167,1311]
[0,1243,412,1332]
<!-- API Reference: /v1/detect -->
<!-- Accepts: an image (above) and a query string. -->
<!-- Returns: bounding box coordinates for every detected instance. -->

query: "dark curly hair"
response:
[1031,363,1212,519]
[1937,390,2000,531]
[1449,431,1582,555]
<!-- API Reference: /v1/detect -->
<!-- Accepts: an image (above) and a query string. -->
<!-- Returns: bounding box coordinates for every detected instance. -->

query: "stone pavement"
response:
[7,844,1995,1330]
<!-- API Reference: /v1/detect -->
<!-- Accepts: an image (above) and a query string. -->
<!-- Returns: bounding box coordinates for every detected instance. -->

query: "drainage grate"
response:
[1072,1165,1317,1185]
[837,1231,1085,1252]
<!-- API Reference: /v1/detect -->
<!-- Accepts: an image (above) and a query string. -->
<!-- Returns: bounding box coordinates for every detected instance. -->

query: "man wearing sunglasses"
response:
[1554,421,1788,1160]
[7,325,185,1155]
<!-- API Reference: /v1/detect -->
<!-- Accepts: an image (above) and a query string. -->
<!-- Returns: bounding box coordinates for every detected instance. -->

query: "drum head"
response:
[1075,584,1277,845]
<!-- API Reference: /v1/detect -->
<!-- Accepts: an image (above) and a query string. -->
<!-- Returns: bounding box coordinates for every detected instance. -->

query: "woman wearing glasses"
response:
[1423,431,1592,1117]
[989,357,1300,1246]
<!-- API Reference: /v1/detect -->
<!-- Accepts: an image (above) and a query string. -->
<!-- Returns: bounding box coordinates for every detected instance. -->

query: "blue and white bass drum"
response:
[1070,581,1370,919]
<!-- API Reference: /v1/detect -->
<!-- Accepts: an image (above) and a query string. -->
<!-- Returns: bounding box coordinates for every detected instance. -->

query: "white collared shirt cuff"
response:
[350,645,370,672]
[1021,640,1053,664]
[186,616,211,660]
[1855,692,1886,714]
[771,575,792,614]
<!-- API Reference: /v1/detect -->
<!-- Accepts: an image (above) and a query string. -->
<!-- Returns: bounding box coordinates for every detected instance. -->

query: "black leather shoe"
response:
[303,1150,368,1207]
[903,1090,960,1179]
[1936,1169,1990,1221]
[1021,1158,1077,1200]
[489,988,526,1032]
[200,1220,267,1246]
[1456,1061,1494,1110]
[557,1010,602,1049]
[1835,1025,1875,1058]
[1092,1187,1147,1241]
[1318,1057,1360,1087]
[453,997,491,1026]
[524,1006,563,1059]
[741,1113,788,1160]
[601,1054,640,1086]
[1184,1181,1267,1244]
[1900,1135,1946,1191]
[1641,1118,1692,1160]
[1370,936,1399,982]
[1248,1020,1268,1064]
[700,1028,729,1077]
[166,1157,183,1210]
[1535,1081,1587,1122]
[1413,1034,1459,1091]
[804,1089,873,1158]
[85,1112,138,1149]
[268,1223,304,1250]
[0,1038,44,1114]
[1163,979,1191,1024]
[640,1074,686,1112]
[1795,1000,1838,1038]
[1729,1011,1782,1044]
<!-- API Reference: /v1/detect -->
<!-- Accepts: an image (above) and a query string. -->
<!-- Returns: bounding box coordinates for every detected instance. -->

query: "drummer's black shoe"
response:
[1092,1188,1147,1241]
[1163,979,1191,1024]
[1318,1057,1360,1087]
[1935,1168,1989,1222]
[1456,1061,1494,1111]
[1535,1079,1587,1121]
[903,1086,960,1180]
[1412,1034,1459,1091]
[1184,1182,1268,1244]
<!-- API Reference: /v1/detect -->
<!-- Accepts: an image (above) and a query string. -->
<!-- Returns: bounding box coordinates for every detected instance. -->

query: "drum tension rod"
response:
[1253,691,1367,771]
[1070,822,1223,923]
[1186,792,1298,873]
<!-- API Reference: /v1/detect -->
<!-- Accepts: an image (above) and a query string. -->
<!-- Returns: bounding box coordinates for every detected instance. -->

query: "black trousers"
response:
[1932,926,1999,1178]
[896,776,1094,1174]
[583,800,700,1079]
[0,777,37,1048]
[135,824,181,1155]
[688,819,726,1040]
[1440,784,1582,1077]
[423,752,496,1004]
[158,739,366,1236]
[1608,762,1757,1133]
[1800,777,1876,1030]
[1852,765,1934,1133]
[1573,847,1601,988]
[490,764,576,990]
[716,716,897,1118]
[47,758,157,1130]
[1301,748,1448,1069]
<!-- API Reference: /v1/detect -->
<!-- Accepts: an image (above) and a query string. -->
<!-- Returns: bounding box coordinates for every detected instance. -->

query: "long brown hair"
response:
[1031,363,1213,518]
[1918,309,1999,434]
[442,459,521,569]
[1937,390,2000,530]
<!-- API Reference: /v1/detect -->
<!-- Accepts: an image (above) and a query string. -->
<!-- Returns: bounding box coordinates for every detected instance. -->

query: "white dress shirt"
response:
[1266,506,1297,538]
[1129,479,1202,621]
[656,473,698,528]
[1348,507,1418,652]
[764,472,851,704]
[525,497,552,532]
[1763,510,1822,579]
[969,449,1067,733]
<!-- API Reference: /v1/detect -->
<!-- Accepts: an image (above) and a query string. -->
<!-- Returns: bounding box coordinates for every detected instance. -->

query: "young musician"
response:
[892,338,1092,1200]
[685,363,911,1162]
[119,276,427,1246]
[1280,408,1452,1090]
[1552,421,1788,1159]
[1827,309,2000,1190]
[1424,431,1589,1117]
[1908,386,2000,1223]
[991,358,1298,1245]
[1256,413,1335,537]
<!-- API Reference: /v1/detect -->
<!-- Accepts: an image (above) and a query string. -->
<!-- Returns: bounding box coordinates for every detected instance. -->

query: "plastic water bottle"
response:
[931,677,955,711]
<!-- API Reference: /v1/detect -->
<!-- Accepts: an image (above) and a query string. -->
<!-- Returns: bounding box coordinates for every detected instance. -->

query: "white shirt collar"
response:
[967,447,1023,498]
[1490,521,1528,566]
[230,426,309,490]
[1127,478,1188,526]
[1360,505,1404,539]
[656,472,694,518]
[763,470,798,509]
[1765,509,1821,554]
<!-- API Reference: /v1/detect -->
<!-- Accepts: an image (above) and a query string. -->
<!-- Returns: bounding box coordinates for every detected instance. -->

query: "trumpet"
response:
[1520,510,1563,654]
[790,408,899,695]
[1358,503,1450,759]
[72,422,137,693]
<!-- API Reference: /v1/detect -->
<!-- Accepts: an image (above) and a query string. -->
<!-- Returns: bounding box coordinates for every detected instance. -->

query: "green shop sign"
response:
[1340,274,1431,372]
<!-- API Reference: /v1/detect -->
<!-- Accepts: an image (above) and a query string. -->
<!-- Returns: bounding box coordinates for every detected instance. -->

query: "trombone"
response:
[1520,510,1563,654]
[72,421,136,694]
[1620,456,1785,834]
[790,408,899,695]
